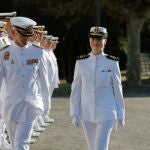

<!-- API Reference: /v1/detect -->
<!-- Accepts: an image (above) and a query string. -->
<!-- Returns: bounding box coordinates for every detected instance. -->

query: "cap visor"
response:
[17,29,33,36]
[89,34,103,38]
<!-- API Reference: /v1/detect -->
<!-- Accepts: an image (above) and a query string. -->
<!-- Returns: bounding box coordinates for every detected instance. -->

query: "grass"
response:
[52,83,71,97]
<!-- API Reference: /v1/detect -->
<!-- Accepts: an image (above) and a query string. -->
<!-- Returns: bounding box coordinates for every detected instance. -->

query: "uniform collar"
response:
[13,41,29,49]
[90,52,105,59]
[49,48,53,51]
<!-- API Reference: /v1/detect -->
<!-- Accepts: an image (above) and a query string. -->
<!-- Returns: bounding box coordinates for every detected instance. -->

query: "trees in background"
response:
[101,0,150,87]
[1,0,150,86]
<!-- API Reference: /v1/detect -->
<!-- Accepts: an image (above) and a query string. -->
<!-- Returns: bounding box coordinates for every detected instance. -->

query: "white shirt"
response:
[0,41,50,121]
[70,52,125,123]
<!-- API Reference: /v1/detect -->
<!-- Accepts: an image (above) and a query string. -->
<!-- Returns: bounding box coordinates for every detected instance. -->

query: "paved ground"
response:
[31,96,150,150]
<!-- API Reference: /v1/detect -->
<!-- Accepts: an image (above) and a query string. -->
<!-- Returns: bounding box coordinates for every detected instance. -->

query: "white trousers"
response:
[4,102,37,150]
[0,119,5,145]
[82,120,114,150]
[0,119,7,145]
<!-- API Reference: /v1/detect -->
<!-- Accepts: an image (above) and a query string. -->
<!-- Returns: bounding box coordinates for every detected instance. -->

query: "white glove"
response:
[117,119,125,128]
[72,116,80,128]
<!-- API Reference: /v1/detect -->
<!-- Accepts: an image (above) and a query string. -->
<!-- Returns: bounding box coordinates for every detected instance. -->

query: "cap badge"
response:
[11,60,14,64]
[94,27,99,33]
[26,25,33,32]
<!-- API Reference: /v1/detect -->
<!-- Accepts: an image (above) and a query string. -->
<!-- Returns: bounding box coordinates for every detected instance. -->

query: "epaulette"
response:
[0,45,10,51]
[106,54,119,61]
[0,37,11,51]
[77,54,90,60]
[32,43,44,49]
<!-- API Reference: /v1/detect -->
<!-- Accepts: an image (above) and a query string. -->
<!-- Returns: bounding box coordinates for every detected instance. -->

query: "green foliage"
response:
[141,19,150,53]
[39,0,95,29]
[1,0,149,83]
[102,0,150,20]
[52,83,71,97]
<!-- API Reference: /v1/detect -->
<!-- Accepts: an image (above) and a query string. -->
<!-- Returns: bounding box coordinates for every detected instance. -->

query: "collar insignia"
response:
[11,60,14,64]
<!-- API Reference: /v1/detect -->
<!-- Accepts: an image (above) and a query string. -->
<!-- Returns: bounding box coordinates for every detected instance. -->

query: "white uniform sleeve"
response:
[45,51,54,91]
[0,54,4,90]
[70,61,82,117]
[38,51,50,116]
[112,61,125,120]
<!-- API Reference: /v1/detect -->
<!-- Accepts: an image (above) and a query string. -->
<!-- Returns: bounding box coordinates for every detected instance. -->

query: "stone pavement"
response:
[31,96,150,150]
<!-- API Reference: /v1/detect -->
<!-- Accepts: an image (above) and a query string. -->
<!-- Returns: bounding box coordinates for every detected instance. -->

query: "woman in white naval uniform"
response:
[0,17,50,150]
[70,26,125,150]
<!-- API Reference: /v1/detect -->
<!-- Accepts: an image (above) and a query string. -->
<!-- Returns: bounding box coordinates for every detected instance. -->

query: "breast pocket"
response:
[26,63,38,70]
[5,62,16,71]
[81,72,93,87]
[97,71,112,87]
[4,61,20,77]
[26,64,39,79]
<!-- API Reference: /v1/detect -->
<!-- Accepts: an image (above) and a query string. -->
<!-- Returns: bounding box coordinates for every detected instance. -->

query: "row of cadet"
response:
[0,11,60,150]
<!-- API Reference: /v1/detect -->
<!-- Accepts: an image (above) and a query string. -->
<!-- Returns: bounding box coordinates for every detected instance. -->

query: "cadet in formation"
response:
[29,26,50,135]
[0,16,50,150]
[0,12,17,150]
[70,26,125,150]
[0,10,60,149]
[43,35,60,122]
[0,20,12,150]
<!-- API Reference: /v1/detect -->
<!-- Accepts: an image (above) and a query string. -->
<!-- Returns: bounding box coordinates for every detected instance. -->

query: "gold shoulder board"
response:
[0,37,11,51]
[32,43,44,49]
[77,54,90,60]
[106,54,119,61]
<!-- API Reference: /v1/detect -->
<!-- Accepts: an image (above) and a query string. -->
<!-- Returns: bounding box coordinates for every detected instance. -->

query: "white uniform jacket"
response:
[44,49,56,110]
[45,50,56,88]
[0,36,11,115]
[49,49,60,89]
[70,52,125,123]
[0,41,50,121]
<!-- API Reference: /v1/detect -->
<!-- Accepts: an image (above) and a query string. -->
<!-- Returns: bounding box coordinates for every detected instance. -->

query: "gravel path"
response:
[31,96,150,150]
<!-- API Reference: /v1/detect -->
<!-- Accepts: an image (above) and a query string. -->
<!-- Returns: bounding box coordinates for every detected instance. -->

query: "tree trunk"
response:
[126,18,144,87]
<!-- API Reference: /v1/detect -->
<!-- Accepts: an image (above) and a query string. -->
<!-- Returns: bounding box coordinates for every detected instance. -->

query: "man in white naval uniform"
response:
[42,35,60,123]
[0,13,17,146]
[29,26,49,134]
[0,20,12,150]
[70,26,125,150]
[0,17,50,150]
[41,35,56,123]
[38,33,56,123]
[49,36,60,92]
